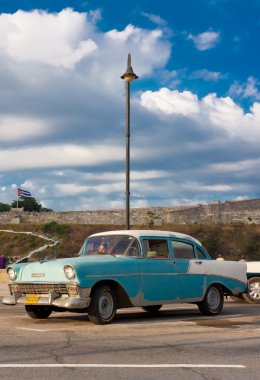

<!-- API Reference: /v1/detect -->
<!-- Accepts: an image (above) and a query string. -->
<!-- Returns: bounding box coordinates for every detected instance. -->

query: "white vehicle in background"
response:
[242,262,260,303]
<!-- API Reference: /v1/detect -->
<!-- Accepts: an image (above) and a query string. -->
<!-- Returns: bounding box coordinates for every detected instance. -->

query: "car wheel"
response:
[142,305,162,313]
[242,277,260,304]
[88,285,116,325]
[197,285,224,315]
[25,305,52,319]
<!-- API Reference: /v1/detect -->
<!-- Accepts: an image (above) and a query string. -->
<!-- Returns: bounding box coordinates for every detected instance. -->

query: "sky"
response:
[0,0,260,211]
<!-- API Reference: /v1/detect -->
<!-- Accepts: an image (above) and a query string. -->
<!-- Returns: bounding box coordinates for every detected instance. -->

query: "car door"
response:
[138,237,179,305]
[171,240,205,300]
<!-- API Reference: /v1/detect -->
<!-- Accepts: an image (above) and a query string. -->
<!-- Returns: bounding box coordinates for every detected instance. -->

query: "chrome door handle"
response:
[195,261,202,265]
[168,260,176,265]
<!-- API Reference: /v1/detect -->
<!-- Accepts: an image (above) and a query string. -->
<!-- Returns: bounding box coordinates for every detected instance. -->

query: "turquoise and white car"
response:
[3,230,247,324]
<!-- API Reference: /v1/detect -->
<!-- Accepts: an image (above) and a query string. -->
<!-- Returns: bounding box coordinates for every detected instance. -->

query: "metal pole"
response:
[121,53,138,230]
[126,81,130,230]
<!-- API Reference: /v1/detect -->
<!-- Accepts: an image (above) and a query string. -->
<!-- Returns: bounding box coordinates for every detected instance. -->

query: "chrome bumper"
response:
[2,286,91,310]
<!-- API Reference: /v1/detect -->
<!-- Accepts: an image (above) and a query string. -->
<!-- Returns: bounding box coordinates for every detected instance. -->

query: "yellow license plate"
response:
[25,295,40,304]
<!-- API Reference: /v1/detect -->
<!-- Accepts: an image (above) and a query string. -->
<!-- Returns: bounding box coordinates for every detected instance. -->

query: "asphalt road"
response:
[0,298,259,380]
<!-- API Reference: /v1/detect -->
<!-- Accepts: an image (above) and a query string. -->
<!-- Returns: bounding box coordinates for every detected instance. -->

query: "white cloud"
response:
[228,76,260,100]
[0,8,171,158]
[0,8,98,69]
[0,10,170,89]
[79,170,168,182]
[208,158,260,174]
[55,183,89,196]
[106,24,138,42]
[187,30,220,50]
[0,143,154,171]
[200,184,232,192]
[190,69,225,81]
[140,87,200,116]
[180,181,232,192]
[202,94,260,141]
[104,24,170,81]
[140,88,260,142]
[201,93,244,131]
[141,12,167,26]
[0,116,49,142]
[0,144,123,171]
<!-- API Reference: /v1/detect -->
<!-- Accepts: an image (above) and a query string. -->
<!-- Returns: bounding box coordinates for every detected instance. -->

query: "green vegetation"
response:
[0,229,46,261]
[0,197,53,212]
[10,197,53,212]
[0,202,10,212]
[43,221,71,235]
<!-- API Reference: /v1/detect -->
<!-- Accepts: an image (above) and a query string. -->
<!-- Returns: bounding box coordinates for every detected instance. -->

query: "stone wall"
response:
[0,198,260,225]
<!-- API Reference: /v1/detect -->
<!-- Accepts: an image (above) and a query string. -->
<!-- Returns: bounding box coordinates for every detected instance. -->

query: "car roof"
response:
[89,230,202,246]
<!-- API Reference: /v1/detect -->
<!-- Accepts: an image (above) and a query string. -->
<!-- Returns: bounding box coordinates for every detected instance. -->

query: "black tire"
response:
[242,277,260,304]
[88,285,116,325]
[25,305,52,319]
[197,285,224,315]
[142,305,162,313]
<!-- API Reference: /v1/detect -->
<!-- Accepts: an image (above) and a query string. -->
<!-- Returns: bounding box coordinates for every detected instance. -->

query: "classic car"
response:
[2,230,247,324]
[241,261,260,303]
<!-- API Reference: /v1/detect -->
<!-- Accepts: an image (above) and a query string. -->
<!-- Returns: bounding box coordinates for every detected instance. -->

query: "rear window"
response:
[172,241,195,259]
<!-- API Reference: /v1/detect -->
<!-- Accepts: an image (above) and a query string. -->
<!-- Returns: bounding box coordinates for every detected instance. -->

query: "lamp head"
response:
[121,53,138,82]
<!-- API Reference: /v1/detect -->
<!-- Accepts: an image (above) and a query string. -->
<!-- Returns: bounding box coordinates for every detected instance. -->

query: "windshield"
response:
[79,235,141,257]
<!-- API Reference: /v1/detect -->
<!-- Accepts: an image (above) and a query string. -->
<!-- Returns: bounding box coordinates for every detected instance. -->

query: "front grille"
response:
[10,283,68,295]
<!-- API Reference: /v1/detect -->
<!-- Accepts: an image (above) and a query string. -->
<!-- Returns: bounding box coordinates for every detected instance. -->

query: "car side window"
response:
[196,246,207,259]
[172,240,195,259]
[143,239,169,258]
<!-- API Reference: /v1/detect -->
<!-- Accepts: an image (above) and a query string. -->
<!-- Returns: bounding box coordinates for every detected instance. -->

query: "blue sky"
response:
[0,0,260,211]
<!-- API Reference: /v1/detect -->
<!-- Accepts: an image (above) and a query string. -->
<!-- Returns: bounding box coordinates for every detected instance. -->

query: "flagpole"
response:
[17,187,18,209]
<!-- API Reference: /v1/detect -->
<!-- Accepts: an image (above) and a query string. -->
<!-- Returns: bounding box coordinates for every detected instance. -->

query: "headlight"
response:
[64,265,76,280]
[7,268,17,281]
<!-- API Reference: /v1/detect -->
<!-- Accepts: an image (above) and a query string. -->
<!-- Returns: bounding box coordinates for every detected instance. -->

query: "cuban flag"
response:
[18,187,32,198]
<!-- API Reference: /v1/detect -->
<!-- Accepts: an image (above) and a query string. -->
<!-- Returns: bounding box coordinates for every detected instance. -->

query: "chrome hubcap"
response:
[98,292,114,319]
[248,281,260,300]
[207,287,220,309]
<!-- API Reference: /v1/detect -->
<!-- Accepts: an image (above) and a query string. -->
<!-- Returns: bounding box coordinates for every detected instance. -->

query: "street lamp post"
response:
[121,54,138,230]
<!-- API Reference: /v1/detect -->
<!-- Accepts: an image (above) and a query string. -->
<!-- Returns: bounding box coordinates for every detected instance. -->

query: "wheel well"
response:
[207,283,229,296]
[90,280,133,308]
[247,275,260,280]
[220,285,232,296]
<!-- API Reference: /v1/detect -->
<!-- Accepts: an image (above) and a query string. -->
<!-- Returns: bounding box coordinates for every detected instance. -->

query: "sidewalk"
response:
[0,283,9,297]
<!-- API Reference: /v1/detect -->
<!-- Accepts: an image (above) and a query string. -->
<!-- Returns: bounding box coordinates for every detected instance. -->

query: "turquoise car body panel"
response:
[138,258,179,302]
[175,260,205,299]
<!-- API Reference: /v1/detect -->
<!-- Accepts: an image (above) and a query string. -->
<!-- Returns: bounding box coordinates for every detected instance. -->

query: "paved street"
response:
[0,291,260,380]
